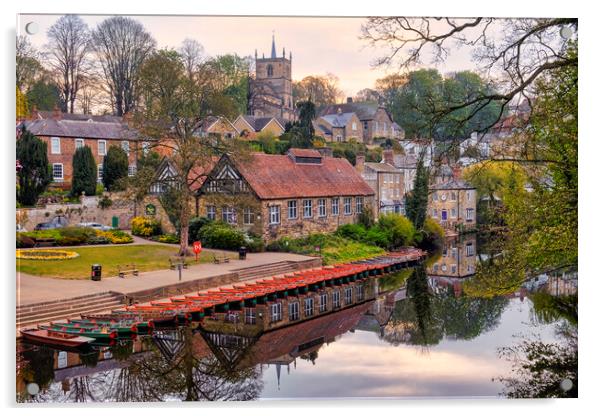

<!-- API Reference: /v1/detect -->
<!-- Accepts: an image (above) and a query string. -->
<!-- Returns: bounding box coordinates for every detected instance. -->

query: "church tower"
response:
[250,34,295,121]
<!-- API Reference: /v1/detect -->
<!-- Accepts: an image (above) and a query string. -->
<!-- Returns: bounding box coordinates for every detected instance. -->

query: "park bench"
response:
[169,257,189,270]
[34,237,56,247]
[212,254,231,264]
[118,264,139,278]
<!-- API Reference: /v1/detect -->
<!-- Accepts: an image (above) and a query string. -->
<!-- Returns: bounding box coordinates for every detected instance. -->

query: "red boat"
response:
[20,328,94,348]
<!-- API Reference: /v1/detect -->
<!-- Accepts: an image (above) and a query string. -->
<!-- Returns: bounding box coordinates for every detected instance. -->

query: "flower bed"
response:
[16,249,79,260]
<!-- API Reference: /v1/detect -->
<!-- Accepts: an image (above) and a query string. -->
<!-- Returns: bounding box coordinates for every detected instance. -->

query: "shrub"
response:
[131,216,162,237]
[16,234,35,248]
[155,234,179,244]
[244,233,265,252]
[363,227,391,248]
[421,217,445,250]
[102,146,129,191]
[198,222,245,251]
[188,217,213,244]
[87,235,110,245]
[376,213,417,248]
[96,230,133,244]
[335,223,366,241]
[98,195,113,209]
[55,226,97,246]
[71,146,97,197]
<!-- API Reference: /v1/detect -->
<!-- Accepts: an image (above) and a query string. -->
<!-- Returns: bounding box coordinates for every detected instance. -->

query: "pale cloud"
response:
[19,14,481,98]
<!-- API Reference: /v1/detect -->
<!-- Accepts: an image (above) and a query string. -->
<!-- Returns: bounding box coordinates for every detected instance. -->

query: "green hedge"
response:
[196,221,264,252]
[335,213,417,250]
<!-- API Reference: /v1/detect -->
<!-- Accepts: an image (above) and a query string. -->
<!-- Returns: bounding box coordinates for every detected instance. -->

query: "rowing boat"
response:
[20,328,94,348]
[39,325,117,340]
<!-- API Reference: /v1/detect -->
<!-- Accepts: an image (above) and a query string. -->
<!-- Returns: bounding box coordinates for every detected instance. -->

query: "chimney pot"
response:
[355,153,365,173]
[347,97,353,103]
[383,148,394,166]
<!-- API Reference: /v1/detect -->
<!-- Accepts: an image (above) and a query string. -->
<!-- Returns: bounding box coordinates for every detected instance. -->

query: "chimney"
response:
[383,148,394,166]
[347,97,353,103]
[317,147,333,158]
[355,153,365,174]
[52,105,62,120]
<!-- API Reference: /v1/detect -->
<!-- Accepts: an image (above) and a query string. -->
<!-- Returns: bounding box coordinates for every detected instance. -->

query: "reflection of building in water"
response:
[543,270,578,297]
[427,234,477,278]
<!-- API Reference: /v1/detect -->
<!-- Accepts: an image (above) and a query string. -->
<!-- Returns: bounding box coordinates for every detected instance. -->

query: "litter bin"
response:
[91,264,102,281]
[238,246,247,260]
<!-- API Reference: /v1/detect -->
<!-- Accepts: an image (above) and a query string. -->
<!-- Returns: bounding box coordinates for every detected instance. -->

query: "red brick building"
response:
[19,109,143,189]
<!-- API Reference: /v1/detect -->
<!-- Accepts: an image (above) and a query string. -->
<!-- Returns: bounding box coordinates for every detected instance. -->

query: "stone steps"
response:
[235,261,304,281]
[16,293,124,330]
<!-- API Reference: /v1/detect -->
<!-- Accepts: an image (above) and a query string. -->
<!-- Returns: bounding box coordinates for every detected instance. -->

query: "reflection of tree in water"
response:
[498,293,577,398]
[381,265,508,346]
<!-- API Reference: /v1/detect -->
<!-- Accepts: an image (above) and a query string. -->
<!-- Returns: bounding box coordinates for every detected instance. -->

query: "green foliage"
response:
[102,145,129,191]
[26,80,61,111]
[357,204,375,228]
[16,127,52,206]
[267,232,385,265]
[188,217,213,244]
[16,86,28,118]
[376,213,417,248]
[421,217,445,249]
[71,146,97,197]
[16,234,35,248]
[154,233,180,244]
[335,223,367,241]
[405,158,429,230]
[198,221,245,250]
[55,226,98,246]
[98,195,113,209]
[131,216,162,237]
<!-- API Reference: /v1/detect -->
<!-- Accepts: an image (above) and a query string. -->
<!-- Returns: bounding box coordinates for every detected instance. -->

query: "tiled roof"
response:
[287,148,322,158]
[240,115,285,132]
[231,151,375,199]
[320,101,380,120]
[364,162,400,173]
[34,111,122,123]
[21,118,138,140]
[430,178,475,190]
[320,112,355,128]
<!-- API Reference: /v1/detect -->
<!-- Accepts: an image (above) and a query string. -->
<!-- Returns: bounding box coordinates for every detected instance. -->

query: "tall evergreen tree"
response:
[71,145,97,196]
[405,157,429,230]
[102,145,129,191]
[16,127,51,206]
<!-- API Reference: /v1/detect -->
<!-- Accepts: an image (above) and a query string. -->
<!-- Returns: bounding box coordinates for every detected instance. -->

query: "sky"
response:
[18,14,478,98]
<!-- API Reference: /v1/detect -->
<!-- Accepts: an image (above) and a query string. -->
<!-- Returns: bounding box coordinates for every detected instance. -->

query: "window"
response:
[75,138,84,149]
[432,192,438,201]
[356,197,364,213]
[289,302,300,321]
[222,206,236,224]
[243,208,254,225]
[336,134,343,142]
[352,122,357,131]
[121,141,130,155]
[318,199,326,217]
[51,137,61,154]
[128,164,137,177]
[332,291,341,308]
[98,140,106,156]
[52,163,63,181]
[466,243,475,257]
[451,192,457,201]
[433,264,439,272]
[356,285,364,301]
[451,265,457,274]
[269,205,281,224]
[303,199,312,218]
[432,208,438,218]
[451,208,457,218]
[319,293,327,312]
[343,197,352,215]
[441,210,448,221]
[267,64,274,77]
[97,164,103,182]
[363,121,368,130]
[466,208,475,221]
[452,247,458,258]
[142,141,150,155]
[270,303,282,322]
[466,190,472,201]
[344,287,353,305]
[207,205,216,220]
[288,200,297,219]
[331,198,339,216]
[245,308,256,325]
[304,298,314,317]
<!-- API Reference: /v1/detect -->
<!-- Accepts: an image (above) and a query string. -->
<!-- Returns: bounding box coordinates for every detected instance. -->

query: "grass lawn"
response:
[16,245,233,279]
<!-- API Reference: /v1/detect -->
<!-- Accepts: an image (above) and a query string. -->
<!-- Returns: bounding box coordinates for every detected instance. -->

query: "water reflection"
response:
[17,252,578,401]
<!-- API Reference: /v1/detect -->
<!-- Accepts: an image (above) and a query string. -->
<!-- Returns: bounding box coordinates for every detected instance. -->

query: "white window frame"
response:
[356,285,364,301]
[98,140,107,156]
[243,208,254,225]
[269,205,281,225]
[222,206,236,224]
[288,301,300,321]
[451,208,457,218]
[318,199,326,217]
[288,200,297,220]
[466,243,475,257]
[356,197,364,214]
[142,141,150,155]
[128,164,137,177]
[343,197,352,215]
[352,122,357,131]
[207,205,216,220]
[50,137,61,154]
[303,199,313,218]
[244,308,256,325]
[319,293,328,312]
[331,198,339,216]
[344,287,353,305]
[332,291,341,309]
[75,138,84,149]
[121,140,130,155]
[97,164,103,182]
[52,163,63,181]
[270,302,282,322]
[304,298,314,317]
[466,208,475,221]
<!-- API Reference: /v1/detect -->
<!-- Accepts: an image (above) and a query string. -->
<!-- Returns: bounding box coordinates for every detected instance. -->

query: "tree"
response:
[354,88,381,103]
[71,146,97,197]
[46,14,91,113]
[405,158,429,230]
[16,35,43,92]
[102,145,129,191]
[16,87,28,119]
[16,127,51,206]
[179,38,205,80]
[293,74,344,106]
[91,16,156,116]
[204,54,252,115]
[26,79,62,111]
[132,46,245,256]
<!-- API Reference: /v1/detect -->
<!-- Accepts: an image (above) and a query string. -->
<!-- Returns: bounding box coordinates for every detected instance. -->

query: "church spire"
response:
[271,31,277,59]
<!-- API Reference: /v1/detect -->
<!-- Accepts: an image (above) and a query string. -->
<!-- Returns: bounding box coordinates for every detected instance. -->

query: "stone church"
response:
[249,35,296,122]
